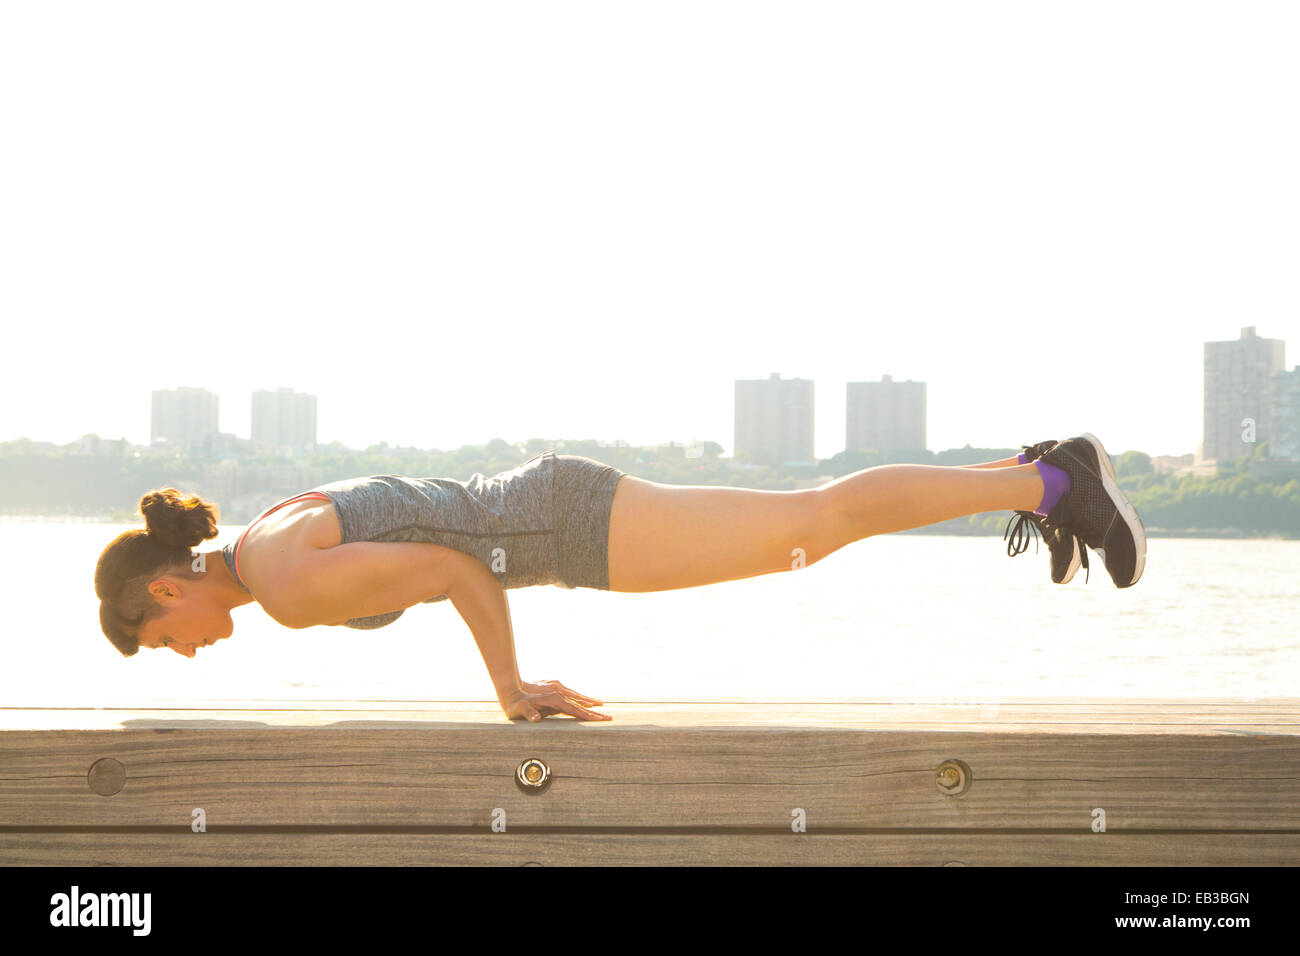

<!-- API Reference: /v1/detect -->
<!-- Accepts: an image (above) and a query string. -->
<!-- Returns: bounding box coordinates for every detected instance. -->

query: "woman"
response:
[94,434,1146,722]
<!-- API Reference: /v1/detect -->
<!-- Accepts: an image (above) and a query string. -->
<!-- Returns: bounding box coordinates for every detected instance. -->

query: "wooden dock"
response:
[2,698,1297,865]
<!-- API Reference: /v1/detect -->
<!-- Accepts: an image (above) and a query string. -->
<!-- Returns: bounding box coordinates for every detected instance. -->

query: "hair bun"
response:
[139,488,220,549]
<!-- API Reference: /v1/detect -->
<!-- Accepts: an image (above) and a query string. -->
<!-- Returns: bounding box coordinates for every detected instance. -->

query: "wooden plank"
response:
[3,699,1299,733]
[2,726,1297,828]
[2,831,1295,866]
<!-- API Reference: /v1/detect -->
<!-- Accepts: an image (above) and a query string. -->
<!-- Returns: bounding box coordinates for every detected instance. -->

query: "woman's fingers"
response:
[559,700,612,722]
[507,686,612,721]
[540,691,611,722]
[536,680,604,705]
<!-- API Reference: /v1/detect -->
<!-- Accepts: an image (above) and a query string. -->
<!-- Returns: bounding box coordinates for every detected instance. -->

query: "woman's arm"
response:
[258,540,609,721]
[442,551,610,722]
[441,549,524,701]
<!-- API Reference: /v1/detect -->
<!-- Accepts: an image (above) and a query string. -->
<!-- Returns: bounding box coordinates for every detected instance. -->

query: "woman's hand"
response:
[501,679,611,722]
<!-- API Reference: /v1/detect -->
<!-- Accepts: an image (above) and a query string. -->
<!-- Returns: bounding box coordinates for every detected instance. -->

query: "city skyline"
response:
[12,323,1299,463]
[3,5,1298,461]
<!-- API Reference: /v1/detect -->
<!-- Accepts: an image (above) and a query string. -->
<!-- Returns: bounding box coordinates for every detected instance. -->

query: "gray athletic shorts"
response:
[312,450,627,628]
[550,452,628,590]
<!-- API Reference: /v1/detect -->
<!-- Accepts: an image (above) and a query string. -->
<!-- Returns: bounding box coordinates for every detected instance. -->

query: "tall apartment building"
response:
[252,388,317,456]
[151,387,219,450]
[1203,327,1285,463]
[1273,366,1300,461]
[846,375,927,452]
[734,373,815,466]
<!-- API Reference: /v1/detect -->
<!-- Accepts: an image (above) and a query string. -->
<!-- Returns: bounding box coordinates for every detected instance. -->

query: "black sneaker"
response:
[1002,441,1087,584]
[1037,433,1147,588]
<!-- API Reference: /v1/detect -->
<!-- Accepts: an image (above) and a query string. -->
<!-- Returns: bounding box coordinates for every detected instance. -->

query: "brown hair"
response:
[95,488,221,657]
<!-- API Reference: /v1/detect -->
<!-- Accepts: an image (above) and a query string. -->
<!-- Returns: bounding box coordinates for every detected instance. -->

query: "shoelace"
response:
[1003,511,1040,557]
[1005,441,1057,557]
[1008,440,1098,582]
[1038,482,1092,583]
[1004,509,1092,583]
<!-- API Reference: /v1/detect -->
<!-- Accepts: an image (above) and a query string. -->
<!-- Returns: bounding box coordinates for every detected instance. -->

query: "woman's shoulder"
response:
[235,494,344,602]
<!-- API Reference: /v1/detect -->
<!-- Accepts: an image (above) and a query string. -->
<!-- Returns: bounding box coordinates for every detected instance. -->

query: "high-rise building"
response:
[252,388,317,456]
[1203,327,1285,463]
[734,373,815,466]
[1273,366,1300,461]
[846,375,926,453]
[151,387,219,451]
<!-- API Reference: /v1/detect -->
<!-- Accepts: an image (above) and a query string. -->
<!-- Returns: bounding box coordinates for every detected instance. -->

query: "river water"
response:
[4,522,1295,707]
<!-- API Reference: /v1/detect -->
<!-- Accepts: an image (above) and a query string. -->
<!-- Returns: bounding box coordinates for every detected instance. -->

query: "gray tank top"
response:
[221,453,557,629]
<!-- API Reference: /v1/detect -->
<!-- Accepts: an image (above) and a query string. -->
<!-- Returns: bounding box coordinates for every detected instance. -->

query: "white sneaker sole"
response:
[1059,536,1082,584]
[1078,432,1147,587]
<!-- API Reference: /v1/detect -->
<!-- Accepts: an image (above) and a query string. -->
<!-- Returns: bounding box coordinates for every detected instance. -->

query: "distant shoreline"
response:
[1,515,123,522]
[3,513,1296,541]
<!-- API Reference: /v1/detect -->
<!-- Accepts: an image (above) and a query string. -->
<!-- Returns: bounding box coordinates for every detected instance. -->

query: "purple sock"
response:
[1033,460,1070,516]
[1016,452,1028,464]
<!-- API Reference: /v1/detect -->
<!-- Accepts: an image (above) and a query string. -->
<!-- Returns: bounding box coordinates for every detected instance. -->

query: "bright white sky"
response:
[2,2,1296,460]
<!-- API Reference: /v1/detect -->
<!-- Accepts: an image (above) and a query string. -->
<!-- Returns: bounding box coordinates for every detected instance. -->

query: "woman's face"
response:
[137,575,234,658]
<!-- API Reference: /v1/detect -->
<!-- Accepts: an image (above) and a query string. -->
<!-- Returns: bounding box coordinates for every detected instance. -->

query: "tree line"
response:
[2,437,1298,536]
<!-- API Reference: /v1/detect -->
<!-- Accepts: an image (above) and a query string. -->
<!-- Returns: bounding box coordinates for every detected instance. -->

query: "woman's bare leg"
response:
[606,459,1045,593]
[960,455,1023,469]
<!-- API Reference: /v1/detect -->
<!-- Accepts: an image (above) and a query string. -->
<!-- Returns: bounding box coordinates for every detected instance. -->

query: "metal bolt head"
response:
[516,758,551,792]
[936,759,971,796]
